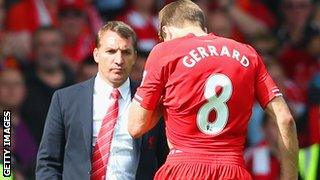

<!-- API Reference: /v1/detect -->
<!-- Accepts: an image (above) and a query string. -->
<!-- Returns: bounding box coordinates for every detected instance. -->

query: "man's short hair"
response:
[96,21,137,51]
[33,26,63,49]
[158,0,206,40]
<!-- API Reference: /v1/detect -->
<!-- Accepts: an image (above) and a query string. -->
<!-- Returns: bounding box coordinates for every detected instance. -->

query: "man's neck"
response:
[165,26,207,41]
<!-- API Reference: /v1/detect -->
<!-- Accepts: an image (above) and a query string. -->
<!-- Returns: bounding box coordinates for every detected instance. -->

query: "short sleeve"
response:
[254,55,282,109]
[134,45,166,110]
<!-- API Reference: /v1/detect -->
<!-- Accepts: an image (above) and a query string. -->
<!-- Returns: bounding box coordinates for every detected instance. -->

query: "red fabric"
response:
[309,105,320,145]
[91,89,120,179]
[58,0,85,11]
[278,47,319,95]
[63,31,95,63]
[135,33,279,158]
[117,9,159,52]
[237,0,277,29]
[155,152,252,180]
[282,80,305,103]
[245,141,281,180]
[6,0,58,32]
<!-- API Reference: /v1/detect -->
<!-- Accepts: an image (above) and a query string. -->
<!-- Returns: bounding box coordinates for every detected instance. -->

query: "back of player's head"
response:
[158,0,206,39]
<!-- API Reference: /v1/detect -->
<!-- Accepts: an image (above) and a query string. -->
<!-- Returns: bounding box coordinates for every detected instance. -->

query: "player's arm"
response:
[265,96,299,180]
[128,44,166,138]
[128,99,163,138]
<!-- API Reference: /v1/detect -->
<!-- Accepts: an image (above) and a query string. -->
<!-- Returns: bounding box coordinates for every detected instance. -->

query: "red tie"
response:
[91,88,120,180]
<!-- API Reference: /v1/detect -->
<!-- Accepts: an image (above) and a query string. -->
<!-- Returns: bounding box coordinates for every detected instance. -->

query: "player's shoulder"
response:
[151,39,179,54]
[146,39,182,66]
[217,35,258,54]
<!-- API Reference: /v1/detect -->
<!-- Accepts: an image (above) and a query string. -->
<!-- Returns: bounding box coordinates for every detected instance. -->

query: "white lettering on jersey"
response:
[182,45,251,68]
[182,56,196,68]
[220,46,231,57]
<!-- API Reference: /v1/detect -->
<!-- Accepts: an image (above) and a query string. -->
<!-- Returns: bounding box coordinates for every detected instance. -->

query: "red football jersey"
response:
[135,33,280,158]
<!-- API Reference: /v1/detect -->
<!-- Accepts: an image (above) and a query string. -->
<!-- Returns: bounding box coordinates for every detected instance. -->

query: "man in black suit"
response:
[36,21,168,179]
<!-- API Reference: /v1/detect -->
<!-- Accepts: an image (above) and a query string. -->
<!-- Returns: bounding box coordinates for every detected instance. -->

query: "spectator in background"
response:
[277,0,319,95]
[298,74,320,180]
[76,55,98,82]
[245,114,281,180]
[307,74,320,145]
[248,32,279,57]
[207,9,234,39]
[266,59,305,118]
[95,0,126,21]
[21,26,75,145]
[314,4,320,28]
[298,73,320,147]
[118,0,159,52]
[215,0,275,40]
[130,51,147,84]
[0,0,31,68]
[58,1,95,69]
[0,0,3,30]
[278,0,314,46]
[83,0,103,35]
[5,0,59,33]
[0,68,38,179]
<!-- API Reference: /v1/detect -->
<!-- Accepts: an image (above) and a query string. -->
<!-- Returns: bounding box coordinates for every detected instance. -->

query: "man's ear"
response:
[93,48,99,63]
[162,26,172,41]
[204,27,208,33]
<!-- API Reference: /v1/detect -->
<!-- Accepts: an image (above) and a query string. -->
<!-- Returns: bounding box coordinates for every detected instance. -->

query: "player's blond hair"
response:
[158,0,206,40]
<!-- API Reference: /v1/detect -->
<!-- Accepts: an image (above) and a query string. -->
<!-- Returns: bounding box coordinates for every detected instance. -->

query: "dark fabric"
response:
[21,64,75,145]
[36,77,168,180]
[308,73,320,105]
[136,119,169,180]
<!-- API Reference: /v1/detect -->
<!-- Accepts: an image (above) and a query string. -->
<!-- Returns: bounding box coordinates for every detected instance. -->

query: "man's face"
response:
[282,0,312,27]
[0,0,5,29]
[0,69,26,108]
[34,30,63,71]
[59,9,85,40]
[93,30,136,87]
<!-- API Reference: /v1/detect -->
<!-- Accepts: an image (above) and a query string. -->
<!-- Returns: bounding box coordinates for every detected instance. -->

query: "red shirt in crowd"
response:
[245,141,281,180]
[6,0,58,32]
[118,9,159,52]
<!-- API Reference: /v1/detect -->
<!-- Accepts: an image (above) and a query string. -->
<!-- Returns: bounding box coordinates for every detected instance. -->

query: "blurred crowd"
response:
[0,0,319,179]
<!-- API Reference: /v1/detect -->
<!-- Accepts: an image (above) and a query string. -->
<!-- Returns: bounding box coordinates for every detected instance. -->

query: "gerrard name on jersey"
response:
[182,45,250,68]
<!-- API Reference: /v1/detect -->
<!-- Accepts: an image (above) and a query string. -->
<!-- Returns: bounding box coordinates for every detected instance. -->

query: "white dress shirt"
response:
[92,73,138,179]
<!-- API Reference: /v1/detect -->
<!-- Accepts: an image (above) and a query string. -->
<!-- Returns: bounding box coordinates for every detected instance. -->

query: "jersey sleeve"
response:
[254,54,282,109]
[134,45,166,110]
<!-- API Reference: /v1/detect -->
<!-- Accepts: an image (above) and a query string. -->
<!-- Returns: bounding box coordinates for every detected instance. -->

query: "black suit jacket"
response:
[36,77,168,179]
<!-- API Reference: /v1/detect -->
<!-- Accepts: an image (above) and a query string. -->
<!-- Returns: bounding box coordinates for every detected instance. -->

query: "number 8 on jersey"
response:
[196,73,233,135]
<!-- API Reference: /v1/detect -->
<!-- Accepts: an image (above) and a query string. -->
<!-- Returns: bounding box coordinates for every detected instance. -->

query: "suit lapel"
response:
[79,77,95,154]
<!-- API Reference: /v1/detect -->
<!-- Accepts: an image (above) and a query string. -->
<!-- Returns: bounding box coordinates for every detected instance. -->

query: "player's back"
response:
[152,33,278,159]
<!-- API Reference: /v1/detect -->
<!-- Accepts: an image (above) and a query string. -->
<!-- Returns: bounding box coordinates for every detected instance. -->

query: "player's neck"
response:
[165,26,207,41]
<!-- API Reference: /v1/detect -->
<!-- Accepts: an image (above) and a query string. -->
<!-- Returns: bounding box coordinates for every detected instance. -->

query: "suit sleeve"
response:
[36,91,65,180]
